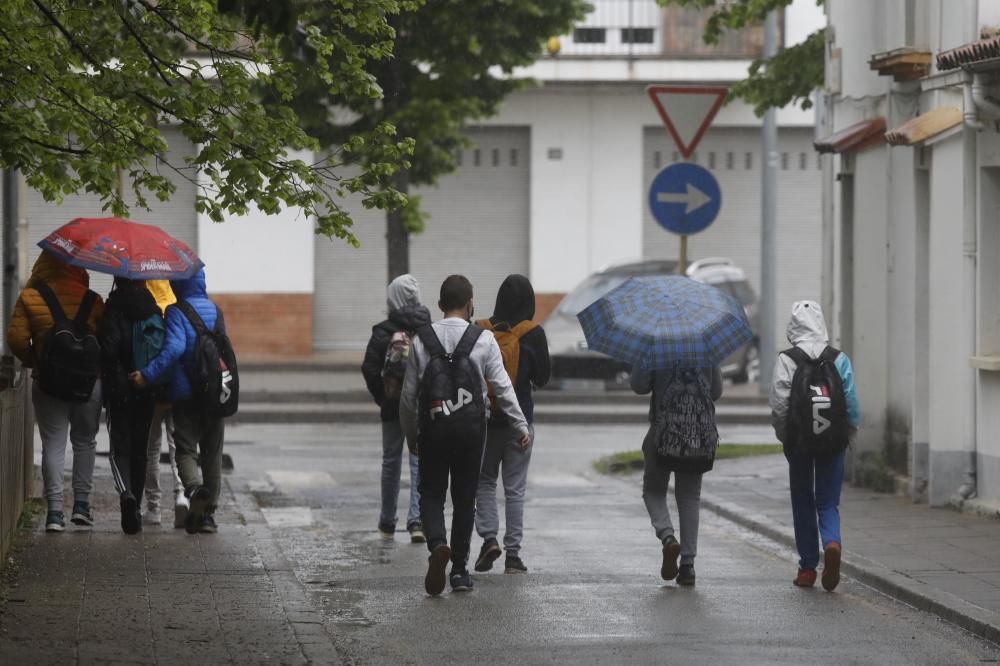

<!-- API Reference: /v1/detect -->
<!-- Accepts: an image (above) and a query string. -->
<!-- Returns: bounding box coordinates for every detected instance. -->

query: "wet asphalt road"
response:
[230,422,1000,665]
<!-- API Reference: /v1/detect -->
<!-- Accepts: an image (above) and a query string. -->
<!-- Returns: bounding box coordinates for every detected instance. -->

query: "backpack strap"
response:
[33,283,68,322]
[474,318,496,332]
[74,290,97,328]
[212,306,225,335]
[819,346,840,363]
[174,300,207,336]
[454,324,483,358]
[781,346,811,366]
[510,320,538,339]
[416,325,446,359]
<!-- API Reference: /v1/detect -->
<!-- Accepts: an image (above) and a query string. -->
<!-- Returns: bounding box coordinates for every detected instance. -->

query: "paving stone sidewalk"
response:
[700,454,1000,642]
[0,464,340,665]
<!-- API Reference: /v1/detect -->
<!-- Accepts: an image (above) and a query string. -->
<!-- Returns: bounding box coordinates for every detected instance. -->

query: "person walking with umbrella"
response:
[7,253,105,532]
[99,277,164,534]
[578,275,751,585]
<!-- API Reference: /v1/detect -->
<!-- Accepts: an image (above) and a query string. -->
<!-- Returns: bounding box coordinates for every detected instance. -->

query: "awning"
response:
[814,118,886,154]
[885,107,963,146]
[869,47,931,81]
[938,35,1000,72]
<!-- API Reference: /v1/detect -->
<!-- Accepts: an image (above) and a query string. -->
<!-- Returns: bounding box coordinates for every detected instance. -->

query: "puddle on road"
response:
[261,506,314,528]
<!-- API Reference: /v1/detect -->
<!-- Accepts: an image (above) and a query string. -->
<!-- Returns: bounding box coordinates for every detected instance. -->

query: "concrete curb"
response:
[698,490,1000,644]
[228,410,771,426]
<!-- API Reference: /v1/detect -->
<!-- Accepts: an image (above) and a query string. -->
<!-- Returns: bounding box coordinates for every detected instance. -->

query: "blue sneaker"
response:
[45,511,65,532]
[71,501,94,527]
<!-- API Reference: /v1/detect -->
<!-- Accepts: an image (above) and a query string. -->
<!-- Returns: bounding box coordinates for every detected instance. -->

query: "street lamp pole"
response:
[758,10,779,395]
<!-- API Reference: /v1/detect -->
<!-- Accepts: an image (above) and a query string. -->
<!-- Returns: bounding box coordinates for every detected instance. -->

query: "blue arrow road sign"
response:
[648,162,721,236]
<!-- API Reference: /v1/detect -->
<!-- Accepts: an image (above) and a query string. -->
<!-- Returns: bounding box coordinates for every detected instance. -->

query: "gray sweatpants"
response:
[476,424,533,555]
[641,429,703,565]
[144,404,182,511]
[33,380,102,512]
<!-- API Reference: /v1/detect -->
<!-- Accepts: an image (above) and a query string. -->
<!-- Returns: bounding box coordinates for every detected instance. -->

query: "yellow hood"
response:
[146,279,177,314]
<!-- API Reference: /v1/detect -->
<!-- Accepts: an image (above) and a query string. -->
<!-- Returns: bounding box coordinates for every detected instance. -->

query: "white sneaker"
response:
[143,509,162,526]
[174,494,190,529]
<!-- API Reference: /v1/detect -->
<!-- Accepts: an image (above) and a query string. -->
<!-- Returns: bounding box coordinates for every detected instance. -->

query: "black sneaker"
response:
[199,514,218,534]
[677,563,696,587]
[661,535,681,581]
[121,493,141,535]
[408,523,426,544]
[185,486,211,535]
[424,544,451,596]
[71,501,94,527]
[474,539,502,572]
[449,569,473,592]
[504,555,528,574]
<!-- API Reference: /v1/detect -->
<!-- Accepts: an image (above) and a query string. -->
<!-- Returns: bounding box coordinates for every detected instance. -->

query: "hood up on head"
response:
[492,274,535,325]
[27,252,89,289]
[387,274,421,312]
[170,268,208,300]
[786,300,829,346]
[107,278,159,321]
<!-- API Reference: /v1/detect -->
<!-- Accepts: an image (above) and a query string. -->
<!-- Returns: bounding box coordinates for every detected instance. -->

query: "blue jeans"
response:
[380,419,421,532]
[785,448,845,570]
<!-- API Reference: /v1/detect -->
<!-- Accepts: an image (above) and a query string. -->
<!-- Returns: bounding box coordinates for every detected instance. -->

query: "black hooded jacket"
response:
[98,280,161,407]
[362,304,432,421]
[487,274,550,425]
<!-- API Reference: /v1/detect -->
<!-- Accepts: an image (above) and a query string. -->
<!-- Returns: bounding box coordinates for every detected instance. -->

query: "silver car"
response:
[544,257,759,388]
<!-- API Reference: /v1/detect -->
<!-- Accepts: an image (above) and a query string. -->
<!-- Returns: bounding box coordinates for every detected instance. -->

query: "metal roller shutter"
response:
[642,126,823,339]
[22,126,198,297]
[313,126,531,350]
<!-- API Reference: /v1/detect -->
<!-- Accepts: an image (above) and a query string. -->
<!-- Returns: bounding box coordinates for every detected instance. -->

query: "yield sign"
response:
[647,85,728,159]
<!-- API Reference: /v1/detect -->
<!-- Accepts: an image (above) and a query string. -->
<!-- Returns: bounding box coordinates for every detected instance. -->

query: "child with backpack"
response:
[473,274,550,575]
[770,301,860,592]
[130,269,239,535]
[99,277,163,534]
[399,275,530,596]
[632,363,723,587]
[362,274,431,542]
[7,253,104,532]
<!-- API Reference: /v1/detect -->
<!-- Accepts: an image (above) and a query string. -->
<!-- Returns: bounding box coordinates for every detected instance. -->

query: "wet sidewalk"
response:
[700,454,1000,642]
[0,464,340,665]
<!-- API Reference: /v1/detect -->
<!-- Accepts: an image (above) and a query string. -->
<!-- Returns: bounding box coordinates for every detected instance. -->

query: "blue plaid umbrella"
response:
[576,275,752,371]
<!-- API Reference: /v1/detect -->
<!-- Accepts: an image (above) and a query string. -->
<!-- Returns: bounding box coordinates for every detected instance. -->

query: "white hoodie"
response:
[769,301,861,444]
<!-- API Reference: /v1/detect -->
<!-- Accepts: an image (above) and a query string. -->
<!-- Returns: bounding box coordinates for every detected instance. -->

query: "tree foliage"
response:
[0,0,413,244]
[656,0,825,117]
[288,0,588,236]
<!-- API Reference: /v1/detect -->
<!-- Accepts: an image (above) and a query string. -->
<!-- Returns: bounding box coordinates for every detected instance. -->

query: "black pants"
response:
[418,431,486,570]
[108,394,156,500]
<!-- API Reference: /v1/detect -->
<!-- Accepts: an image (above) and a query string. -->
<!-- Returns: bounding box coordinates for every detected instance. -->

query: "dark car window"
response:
[728,280,756,307]
[557,274,629,315]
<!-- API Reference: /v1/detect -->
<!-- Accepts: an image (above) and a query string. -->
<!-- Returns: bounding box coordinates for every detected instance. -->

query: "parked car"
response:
[544,257,759,388]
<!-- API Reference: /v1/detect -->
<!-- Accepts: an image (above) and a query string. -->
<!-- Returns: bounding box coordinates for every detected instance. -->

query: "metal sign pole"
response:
[679,235,688,275]
[758,10,779,395]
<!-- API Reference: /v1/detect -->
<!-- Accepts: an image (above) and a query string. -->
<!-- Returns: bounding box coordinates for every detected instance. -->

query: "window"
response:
[745,152,753,169]
[780,152,789,170]
[799,152,808,170]
[817,153,823,170]
[573,28,606,44]
[621,27,654,44]
[691,152,698,164]
[708,152,716,170]
[492,148,500,167]
[510,148,518,167]
[672,151,679,163]
[654,151,662,170]
[473,149,481,167]
[726,152,734,170]
[455,149,463,167]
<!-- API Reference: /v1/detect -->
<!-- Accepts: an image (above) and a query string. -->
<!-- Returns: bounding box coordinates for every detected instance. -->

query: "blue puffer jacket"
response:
[141,269,221,401]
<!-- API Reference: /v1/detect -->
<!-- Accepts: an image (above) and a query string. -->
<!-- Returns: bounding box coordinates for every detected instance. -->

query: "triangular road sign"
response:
[647,85,728,159]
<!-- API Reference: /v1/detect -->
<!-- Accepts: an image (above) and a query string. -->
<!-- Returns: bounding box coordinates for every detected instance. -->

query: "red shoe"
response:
[822,542,842,592]
[793,568,817,588]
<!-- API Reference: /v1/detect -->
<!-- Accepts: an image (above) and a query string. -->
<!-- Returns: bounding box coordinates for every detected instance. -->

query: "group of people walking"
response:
[7,254,236,536]
[366,270,860,596]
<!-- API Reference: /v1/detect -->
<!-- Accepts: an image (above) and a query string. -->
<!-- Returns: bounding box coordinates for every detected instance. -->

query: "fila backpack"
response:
[416,324,485,447]
[782,346,849,456]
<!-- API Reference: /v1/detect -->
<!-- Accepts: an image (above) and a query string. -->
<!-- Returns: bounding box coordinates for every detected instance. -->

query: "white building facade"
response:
[823,0,1000,507]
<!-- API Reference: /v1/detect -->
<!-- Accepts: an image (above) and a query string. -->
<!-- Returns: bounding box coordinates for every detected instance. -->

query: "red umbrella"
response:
[38,217,203,280]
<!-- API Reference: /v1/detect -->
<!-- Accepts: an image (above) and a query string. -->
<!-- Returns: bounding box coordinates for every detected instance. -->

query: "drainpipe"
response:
[952,0,980,507]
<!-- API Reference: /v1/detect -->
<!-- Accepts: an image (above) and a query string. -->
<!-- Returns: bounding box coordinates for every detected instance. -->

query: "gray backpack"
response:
[653,368,719,461]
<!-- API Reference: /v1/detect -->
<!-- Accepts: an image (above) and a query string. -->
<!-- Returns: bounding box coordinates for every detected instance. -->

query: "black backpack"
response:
[35,283,101,402]
[782,346,849,456]
[653,367,719,461]
[173,301,239,417]
[416,324,485,448]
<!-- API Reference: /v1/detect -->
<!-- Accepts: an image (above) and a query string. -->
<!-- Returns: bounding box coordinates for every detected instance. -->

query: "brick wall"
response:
[209,293,313,356]
[535,293,566,323]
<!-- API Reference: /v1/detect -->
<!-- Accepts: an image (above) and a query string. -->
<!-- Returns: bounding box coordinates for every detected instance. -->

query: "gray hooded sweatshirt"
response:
[387,273,421,312]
